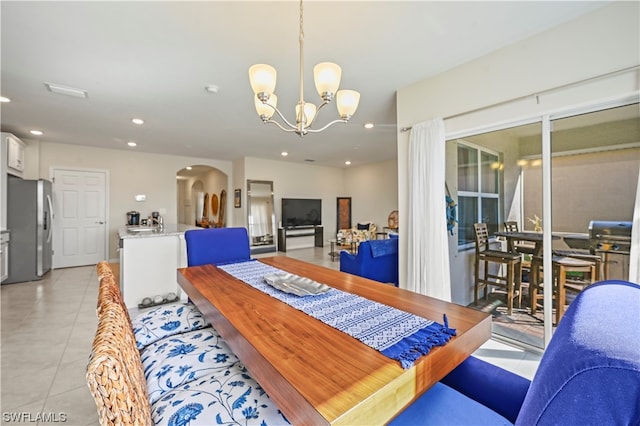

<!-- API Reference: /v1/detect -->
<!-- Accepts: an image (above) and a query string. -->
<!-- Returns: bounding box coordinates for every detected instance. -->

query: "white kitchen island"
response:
[118,224,201,309]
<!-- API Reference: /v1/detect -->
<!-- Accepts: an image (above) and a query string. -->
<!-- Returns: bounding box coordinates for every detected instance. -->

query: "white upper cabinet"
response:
[0,133,26,230]
[5,133,25,177]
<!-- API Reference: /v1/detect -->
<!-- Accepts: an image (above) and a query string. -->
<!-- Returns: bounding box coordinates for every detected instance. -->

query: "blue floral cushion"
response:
[141,327,241,405]
[132,303,210,350]
[151,363,290,425]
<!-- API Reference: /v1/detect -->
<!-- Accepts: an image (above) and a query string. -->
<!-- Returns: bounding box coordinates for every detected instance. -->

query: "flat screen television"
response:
[281,198,321,228]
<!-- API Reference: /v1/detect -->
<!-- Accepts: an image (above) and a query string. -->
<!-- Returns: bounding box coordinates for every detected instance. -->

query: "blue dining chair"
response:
[184,227,251,266]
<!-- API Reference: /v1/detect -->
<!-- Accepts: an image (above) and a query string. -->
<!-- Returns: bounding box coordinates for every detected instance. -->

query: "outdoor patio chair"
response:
[473,223,522,315]
[503,221,535,254]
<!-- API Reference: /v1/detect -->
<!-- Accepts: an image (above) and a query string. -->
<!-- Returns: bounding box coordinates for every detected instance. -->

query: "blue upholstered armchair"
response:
[340,238,398,286]
[390,279,640,425]
[184,227,251,266]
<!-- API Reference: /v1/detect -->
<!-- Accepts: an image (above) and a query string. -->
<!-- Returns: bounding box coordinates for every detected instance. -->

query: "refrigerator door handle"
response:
[46,195,54,243]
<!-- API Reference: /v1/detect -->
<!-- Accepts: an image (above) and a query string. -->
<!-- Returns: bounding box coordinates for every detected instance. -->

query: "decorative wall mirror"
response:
[217,189,227,227]
[247,180,276,253]
[202,193,209,220]
[211,193,219,216]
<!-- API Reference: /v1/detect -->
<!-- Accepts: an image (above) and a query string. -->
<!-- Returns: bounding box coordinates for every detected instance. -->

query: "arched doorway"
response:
[176,165,228,227]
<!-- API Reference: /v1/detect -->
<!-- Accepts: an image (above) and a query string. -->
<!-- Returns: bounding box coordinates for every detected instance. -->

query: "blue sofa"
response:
[390,279,640,425]
[340,238,398,286]
[184,227,251,266]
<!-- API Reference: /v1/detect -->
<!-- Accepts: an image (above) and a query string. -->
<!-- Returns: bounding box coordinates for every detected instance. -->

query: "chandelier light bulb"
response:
[336,90,360,119]
[249,64,277,97]
[314,62,341,100]
[295,102,317,127]
[255,94,278,120]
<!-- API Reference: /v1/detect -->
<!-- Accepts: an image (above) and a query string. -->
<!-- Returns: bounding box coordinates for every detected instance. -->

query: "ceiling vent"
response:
[44,82,88,98]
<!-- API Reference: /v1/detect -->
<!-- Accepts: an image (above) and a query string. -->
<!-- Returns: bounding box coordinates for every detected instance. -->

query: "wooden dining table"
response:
[177,256,491,425]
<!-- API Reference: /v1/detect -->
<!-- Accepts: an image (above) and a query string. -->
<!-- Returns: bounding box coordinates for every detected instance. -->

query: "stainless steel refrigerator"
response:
[4,176,53,284]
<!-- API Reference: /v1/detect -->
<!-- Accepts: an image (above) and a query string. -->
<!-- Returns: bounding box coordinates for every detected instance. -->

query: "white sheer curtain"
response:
[629,169,640,284]
[407,119,452,301]
[251,202,269,237]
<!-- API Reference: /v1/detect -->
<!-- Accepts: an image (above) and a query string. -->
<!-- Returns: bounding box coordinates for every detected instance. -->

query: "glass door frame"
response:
[446,93,639,349]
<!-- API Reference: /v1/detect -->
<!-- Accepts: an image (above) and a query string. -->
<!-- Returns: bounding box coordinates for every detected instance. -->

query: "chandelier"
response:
[248,0,360,137]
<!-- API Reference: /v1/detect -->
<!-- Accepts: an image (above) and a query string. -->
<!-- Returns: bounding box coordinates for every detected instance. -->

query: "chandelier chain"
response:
[299,0,304,42]
[298,0,305,122]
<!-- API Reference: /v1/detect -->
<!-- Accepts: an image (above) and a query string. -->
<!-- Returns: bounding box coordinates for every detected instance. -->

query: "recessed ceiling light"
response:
[0,96,10,103]
[44,82,88,98]
[205,85,219,93]
[345,161,352,165]
[364,123,374,129]
[127,141,137,147]
[281,152,288,157]
[30,130,44,136]
[131,118,144,125]
[186,166,193,170]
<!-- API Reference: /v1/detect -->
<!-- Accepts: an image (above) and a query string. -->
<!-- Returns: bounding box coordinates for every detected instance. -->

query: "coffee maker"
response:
[127,211,140,226]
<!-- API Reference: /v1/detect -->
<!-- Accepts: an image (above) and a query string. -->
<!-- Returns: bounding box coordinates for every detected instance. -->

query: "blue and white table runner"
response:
[218,260,456,369]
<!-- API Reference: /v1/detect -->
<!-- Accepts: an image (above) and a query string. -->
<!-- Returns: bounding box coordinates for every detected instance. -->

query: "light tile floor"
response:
[1,247,540,425]
[1,265,100,426]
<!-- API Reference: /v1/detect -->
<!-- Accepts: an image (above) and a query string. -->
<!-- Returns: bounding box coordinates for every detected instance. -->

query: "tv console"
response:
[277,226,323,252]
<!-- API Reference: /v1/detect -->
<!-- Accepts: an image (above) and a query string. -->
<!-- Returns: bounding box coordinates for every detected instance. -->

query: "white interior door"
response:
[52,169,107,268]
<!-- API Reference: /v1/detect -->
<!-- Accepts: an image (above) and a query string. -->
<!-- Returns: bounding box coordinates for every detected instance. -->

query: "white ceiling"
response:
[0,1,608,168]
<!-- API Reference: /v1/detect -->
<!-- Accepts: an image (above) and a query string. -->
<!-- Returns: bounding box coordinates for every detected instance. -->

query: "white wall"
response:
[33,142,232,260]
[240,157,398,243]
[232,158,246,229]
[524,148,640,232]
[244,157,345,240]
[23,138,396,262]
[344,159,398,235]
[397,2,640,303]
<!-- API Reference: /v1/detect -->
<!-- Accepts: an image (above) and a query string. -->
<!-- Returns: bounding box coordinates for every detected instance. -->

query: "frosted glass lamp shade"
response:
[255,94,277,119]
[295,102,317,127]
[249,64,277,95]
[313,62,341,97]
[336,90,360,118]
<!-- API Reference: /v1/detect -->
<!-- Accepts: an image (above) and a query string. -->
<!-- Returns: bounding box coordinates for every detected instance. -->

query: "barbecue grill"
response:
[588,220,632,280]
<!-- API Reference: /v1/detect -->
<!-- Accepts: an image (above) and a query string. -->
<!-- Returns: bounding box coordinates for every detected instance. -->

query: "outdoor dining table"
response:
[177,256,491,425]
[495,231,560,256]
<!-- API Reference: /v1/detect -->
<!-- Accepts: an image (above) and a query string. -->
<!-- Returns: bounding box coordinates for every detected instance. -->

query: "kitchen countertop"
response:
[118,224,200,239]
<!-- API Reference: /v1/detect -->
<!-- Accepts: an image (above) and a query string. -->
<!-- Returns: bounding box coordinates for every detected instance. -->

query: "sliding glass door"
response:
[449,100,639,349]
[452,121,544,348]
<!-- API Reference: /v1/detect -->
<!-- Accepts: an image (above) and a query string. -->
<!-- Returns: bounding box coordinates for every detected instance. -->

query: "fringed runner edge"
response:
[381,314,457,369]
